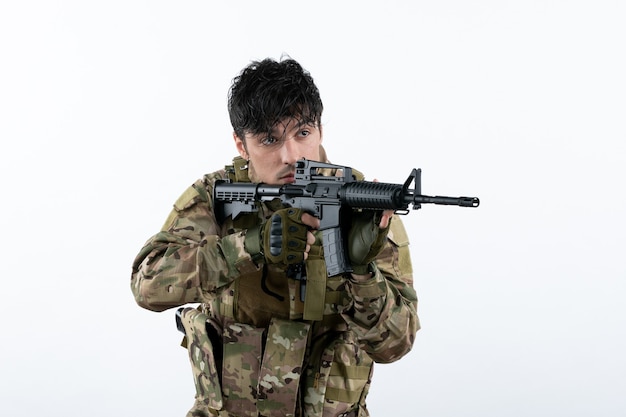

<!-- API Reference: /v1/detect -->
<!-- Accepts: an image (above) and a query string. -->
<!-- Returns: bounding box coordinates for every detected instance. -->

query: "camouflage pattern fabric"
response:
[257,319,310,417]
[178,307,223,414]
[222,321,264,416]
[131,156,420,416]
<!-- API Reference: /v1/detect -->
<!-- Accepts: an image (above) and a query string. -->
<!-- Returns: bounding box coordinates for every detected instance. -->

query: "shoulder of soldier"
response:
[169,157,244,213]
[319,161,366,181]
[351,167,365,181]
[159,165,229,231]
[388,215,410,246]
[170,155,250,212]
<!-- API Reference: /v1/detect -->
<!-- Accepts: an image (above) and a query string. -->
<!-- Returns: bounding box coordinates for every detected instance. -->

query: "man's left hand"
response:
[347,209,393,276]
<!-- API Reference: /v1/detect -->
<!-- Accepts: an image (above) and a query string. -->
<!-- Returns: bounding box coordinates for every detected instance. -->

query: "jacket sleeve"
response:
[130,177,258,312]
[341,215,420,363]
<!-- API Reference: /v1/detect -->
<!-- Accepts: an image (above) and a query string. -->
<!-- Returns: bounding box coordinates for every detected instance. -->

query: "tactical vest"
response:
[178,157,379,417]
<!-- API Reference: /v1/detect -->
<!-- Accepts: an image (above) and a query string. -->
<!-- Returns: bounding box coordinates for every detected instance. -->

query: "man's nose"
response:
[280,137,300,164]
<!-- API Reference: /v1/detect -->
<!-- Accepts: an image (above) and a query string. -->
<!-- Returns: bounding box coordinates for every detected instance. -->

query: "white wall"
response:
[1,1,625,416]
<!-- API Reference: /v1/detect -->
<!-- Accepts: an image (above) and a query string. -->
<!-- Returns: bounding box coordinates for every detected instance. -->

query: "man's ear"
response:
[233,132,248,160]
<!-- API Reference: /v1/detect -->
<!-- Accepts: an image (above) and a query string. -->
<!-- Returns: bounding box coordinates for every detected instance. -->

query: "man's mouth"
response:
[280,173,295,183]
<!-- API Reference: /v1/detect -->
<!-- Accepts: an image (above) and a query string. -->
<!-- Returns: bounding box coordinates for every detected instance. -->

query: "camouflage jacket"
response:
[131,157,420,417]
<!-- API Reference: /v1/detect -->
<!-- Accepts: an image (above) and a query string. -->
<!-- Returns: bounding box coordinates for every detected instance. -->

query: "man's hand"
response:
[348,209,393,276]
[260,208,318,265]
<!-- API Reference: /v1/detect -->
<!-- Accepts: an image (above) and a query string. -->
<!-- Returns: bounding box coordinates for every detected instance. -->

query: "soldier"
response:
[131,57,420,417]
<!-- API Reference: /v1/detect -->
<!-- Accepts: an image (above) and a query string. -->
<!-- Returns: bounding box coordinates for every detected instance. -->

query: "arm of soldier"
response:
[130,180,260,312]
[341,215,420,363]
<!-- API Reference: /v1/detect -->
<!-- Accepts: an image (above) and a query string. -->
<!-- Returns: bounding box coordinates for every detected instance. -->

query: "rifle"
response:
[214,159,479,278]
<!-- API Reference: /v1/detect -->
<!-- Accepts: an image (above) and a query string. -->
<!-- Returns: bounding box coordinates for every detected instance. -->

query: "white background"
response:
[1,1,625,416]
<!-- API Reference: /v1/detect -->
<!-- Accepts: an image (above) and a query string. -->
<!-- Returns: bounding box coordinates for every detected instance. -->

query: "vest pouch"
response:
[257,318,311,417]
[303,250,327,321]
[324,333,373,416]
[303,332,373,417]
[222,321,264,417]
[178,307,224,414]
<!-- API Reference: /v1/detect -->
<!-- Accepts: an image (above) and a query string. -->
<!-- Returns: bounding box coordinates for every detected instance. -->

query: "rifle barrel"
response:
[412,195,480,207]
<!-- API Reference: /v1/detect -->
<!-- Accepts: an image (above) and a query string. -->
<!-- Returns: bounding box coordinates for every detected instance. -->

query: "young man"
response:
[131,57,419,417]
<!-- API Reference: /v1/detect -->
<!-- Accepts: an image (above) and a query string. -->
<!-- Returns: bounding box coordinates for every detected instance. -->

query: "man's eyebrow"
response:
[298,120,317,128]
[291,118,317,129]
[267,121,297,136]
[268,124,286,137]
[264,118,316,137]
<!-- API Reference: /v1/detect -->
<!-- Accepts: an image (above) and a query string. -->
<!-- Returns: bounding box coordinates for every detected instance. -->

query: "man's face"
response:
[234,117,323,184]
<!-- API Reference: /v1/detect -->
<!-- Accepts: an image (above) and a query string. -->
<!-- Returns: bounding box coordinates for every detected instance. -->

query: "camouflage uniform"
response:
[131,156,420,417]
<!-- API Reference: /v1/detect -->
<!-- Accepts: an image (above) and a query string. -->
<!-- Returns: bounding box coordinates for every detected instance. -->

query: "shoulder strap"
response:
[225,156,251,182]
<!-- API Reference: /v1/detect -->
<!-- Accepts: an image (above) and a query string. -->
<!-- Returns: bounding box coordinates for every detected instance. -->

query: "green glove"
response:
[348,210,391,275]
[245,208,309,265]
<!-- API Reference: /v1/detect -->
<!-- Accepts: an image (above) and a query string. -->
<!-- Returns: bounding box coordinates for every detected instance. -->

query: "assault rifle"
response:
[214,159,479,277]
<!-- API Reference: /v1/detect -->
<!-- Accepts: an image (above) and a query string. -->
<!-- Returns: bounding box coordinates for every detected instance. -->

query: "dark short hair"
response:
[228,58,323,140]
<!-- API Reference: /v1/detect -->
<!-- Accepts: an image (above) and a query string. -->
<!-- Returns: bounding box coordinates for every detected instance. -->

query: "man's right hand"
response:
[247,208,318,265]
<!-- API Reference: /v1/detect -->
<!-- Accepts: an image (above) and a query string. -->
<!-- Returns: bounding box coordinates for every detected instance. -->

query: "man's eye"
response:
[260,137,279,146]
[299,129,310,137]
